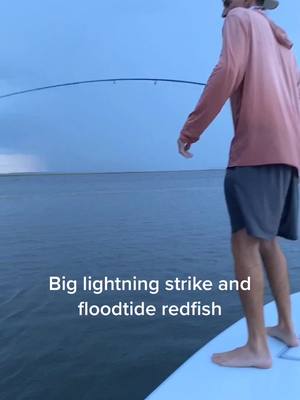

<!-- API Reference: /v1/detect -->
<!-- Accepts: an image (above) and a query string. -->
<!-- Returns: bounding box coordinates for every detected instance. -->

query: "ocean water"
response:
[0,170,299,400]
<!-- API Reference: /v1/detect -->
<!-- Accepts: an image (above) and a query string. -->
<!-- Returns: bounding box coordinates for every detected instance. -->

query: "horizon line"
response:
[0,168,226,177]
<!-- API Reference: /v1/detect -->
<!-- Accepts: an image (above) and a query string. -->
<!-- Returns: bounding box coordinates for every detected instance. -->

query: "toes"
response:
[211,354,222,364]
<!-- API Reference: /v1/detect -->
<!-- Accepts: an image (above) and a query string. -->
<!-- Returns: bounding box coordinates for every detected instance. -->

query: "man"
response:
[177,0,300,368]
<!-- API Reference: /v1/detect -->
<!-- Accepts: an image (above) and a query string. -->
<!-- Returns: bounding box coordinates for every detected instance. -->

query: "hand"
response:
[177,138,193,158]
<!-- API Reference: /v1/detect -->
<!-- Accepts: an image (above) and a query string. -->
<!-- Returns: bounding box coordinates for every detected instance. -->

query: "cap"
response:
[263,0,279,9]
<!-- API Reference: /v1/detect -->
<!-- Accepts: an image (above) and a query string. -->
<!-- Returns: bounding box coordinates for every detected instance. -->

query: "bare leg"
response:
[260,238,299,347]
[212,228,272,368]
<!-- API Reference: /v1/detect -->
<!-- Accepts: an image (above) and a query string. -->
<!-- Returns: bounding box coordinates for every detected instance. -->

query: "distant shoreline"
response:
[0,168,225,177]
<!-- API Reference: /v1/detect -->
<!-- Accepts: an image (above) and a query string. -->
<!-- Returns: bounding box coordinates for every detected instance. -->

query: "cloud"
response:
[0,152,46,174]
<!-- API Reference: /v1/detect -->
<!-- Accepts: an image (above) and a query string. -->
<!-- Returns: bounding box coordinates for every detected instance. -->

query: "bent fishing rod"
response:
[0,78,206,100]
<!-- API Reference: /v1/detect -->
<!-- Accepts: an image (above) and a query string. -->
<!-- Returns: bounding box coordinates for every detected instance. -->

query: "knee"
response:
[259,237,278,255]
[231,228,260,254]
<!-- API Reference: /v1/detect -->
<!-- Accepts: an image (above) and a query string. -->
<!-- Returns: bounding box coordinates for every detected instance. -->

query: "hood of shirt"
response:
[255,9,293,49]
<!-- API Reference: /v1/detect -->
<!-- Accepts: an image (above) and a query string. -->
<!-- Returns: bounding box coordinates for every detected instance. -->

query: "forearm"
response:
[179,62,236,144]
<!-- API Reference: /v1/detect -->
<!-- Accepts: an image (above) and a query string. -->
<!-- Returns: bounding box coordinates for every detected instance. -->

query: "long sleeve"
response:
[297,69,300,100]
[179,13,250,144]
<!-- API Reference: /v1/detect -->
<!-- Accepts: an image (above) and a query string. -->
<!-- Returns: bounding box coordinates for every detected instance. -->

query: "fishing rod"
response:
[0,78,206,100]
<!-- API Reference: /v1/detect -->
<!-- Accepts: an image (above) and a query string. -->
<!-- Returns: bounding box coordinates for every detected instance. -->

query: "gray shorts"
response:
[224,164,299,240]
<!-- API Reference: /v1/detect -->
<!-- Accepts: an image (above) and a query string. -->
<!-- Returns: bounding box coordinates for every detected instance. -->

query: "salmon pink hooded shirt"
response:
[179,7,300,175]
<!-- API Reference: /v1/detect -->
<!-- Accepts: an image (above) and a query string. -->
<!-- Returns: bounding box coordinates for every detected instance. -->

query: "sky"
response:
[0,0,300,173]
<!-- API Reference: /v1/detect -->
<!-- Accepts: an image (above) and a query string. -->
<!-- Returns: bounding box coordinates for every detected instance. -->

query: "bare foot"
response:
[211,345,272,368]
[266,325,300,347]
